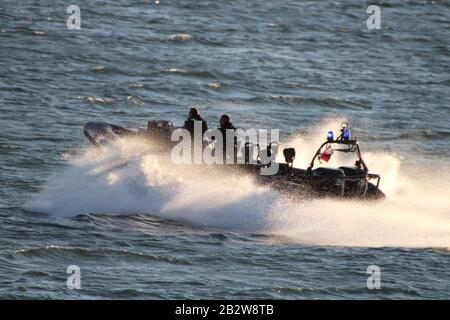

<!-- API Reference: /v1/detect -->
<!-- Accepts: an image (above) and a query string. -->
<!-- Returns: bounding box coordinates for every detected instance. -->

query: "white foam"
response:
[27,122,450,248]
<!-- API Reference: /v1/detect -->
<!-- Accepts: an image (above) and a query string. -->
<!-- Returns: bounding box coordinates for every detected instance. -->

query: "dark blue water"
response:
[1,0,450,299]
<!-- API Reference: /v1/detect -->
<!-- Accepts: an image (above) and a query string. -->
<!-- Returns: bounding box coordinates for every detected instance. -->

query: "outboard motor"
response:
[148,120,175,143]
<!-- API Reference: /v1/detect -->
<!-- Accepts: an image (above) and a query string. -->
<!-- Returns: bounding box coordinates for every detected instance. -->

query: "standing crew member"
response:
[183,107,208,136]
[218,114,237,163]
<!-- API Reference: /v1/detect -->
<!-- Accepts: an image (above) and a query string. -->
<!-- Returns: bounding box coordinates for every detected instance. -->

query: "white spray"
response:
[27,122,450,248]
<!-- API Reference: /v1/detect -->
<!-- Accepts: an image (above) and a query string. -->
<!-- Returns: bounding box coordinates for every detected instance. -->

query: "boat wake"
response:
[27,122,450,249]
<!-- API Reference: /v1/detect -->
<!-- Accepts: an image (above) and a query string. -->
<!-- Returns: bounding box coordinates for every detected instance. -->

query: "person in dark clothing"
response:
[218,114,235,135]
[182,107,209,162]
[182,107,208,136]
[218,114,237,163]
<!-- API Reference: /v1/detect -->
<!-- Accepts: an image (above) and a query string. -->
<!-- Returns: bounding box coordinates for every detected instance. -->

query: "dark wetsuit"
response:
[218,122,237,162]
[183,116,208,162]
[183,115,208,136]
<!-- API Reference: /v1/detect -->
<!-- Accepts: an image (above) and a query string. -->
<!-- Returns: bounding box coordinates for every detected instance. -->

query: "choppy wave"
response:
[14,245,189,264]
[74,96,116,105]
[230,95,372,109]
[168,33,193,42]
[164,68,218,79]
[3,0,450,299]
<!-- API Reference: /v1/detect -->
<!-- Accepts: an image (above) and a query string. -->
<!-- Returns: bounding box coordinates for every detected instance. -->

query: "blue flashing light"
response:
[343,129,350,141]
[327,131,334,142]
